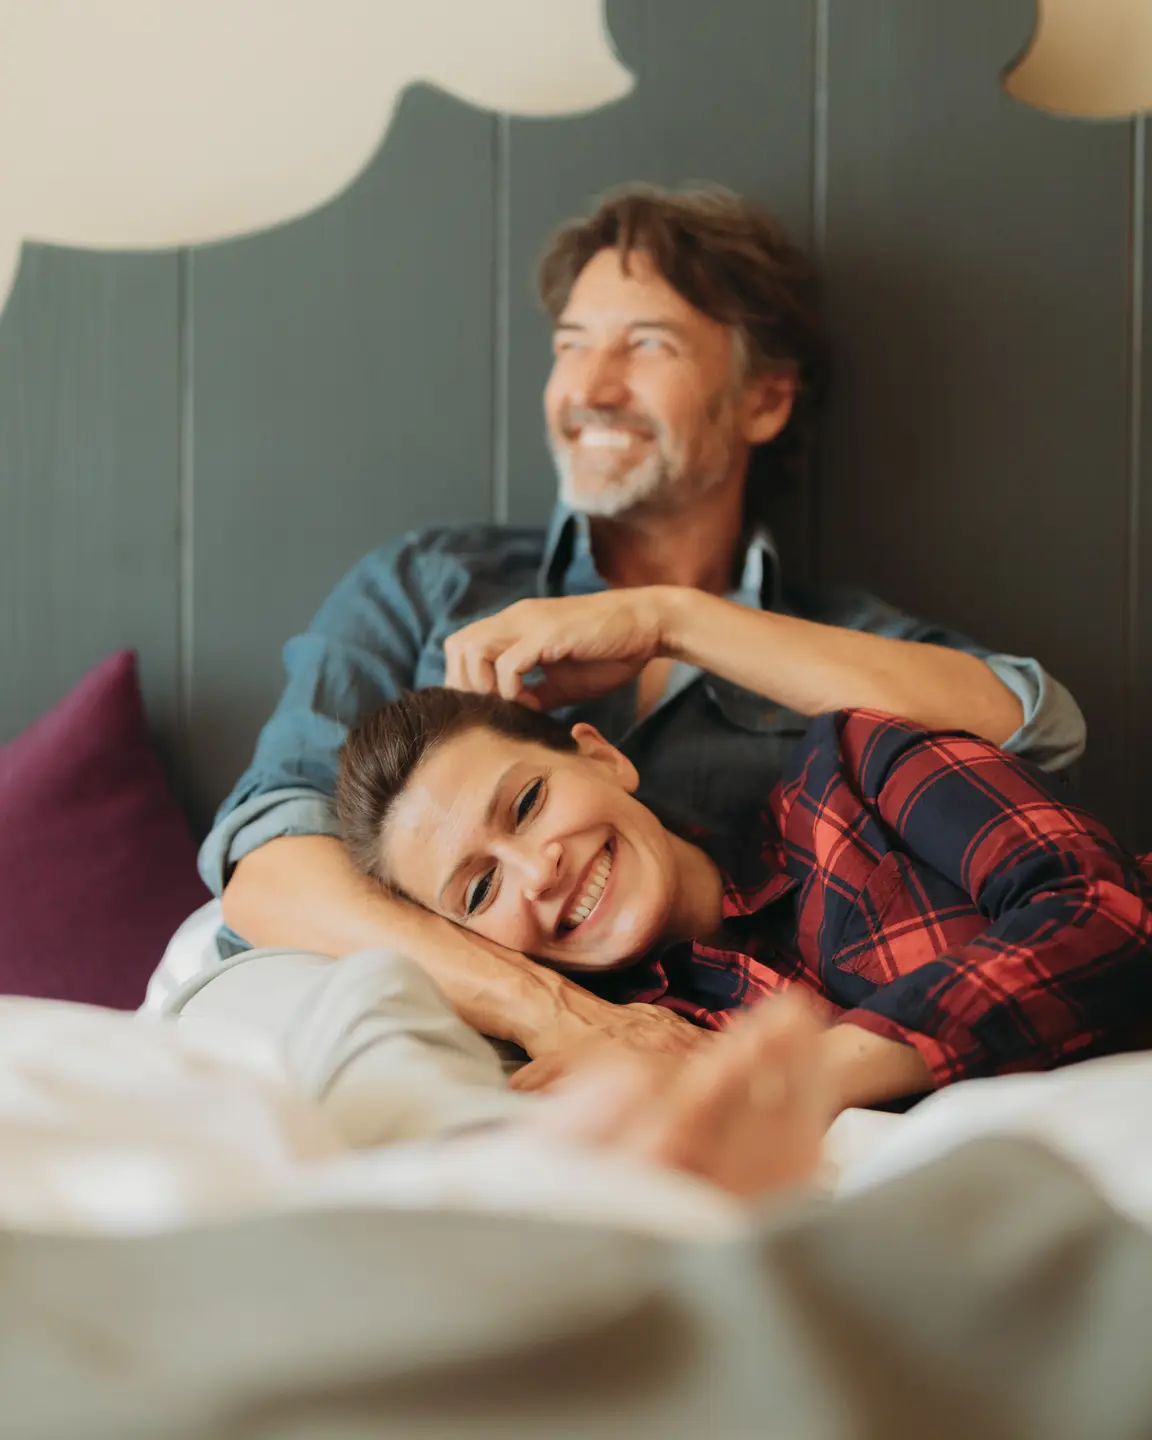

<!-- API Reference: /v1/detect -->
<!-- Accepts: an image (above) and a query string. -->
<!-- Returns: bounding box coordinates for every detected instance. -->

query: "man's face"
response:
[544,248,764,518]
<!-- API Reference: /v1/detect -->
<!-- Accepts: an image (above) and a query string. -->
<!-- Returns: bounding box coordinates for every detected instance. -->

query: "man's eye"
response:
[466,869,494,915]
[516,779,543,824]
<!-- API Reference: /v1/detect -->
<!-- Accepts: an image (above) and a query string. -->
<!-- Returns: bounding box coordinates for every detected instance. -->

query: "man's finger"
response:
[508,1055,567,1093]
[443,634,464,691]
[462,643,499,696]
[518,661,628,713]
[446,625,499,694]
[517,678,566,712]
[494,639,542,702]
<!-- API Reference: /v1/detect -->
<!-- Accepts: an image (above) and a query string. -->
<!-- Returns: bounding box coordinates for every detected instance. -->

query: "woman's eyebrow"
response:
[436,761,520,908]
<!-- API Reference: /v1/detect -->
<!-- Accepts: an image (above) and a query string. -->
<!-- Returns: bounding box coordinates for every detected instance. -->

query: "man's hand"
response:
[443,590,670,710]
[511,1002,706,1091]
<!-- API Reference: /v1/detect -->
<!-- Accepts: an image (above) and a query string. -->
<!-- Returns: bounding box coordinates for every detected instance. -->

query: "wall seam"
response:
[1125,115,1145,840]
[492,113,512,525]
[811,0,830,259]
[808,0,831,584]
[176,248,196,799]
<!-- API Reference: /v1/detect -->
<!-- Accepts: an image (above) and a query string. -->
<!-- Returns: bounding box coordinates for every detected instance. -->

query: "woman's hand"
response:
[443,589,673,710]
[521,994,830,1200]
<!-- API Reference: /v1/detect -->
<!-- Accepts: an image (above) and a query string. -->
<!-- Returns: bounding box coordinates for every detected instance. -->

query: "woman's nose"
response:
[513,839,564,899]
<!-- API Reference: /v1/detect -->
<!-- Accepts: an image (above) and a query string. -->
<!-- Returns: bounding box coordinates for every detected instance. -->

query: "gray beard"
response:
[553,447,670,517]
[550,442,733,519]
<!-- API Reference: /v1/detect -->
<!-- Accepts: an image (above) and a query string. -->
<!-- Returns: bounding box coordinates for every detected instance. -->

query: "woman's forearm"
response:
[656,587,1023,744]
[819,1024,934,1114]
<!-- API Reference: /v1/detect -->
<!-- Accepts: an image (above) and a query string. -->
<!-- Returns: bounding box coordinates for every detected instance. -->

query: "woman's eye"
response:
[466,869,494,915]
[516,779,543,824]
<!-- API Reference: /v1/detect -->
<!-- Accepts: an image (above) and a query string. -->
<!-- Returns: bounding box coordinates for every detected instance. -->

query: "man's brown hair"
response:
[538,184,830,505]
[337,687,578,886]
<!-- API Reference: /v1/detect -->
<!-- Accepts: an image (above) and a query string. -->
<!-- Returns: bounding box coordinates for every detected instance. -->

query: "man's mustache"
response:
[559,406,659,440]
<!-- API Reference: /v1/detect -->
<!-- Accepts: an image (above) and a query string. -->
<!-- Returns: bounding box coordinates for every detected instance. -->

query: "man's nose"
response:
[577,348,630,409]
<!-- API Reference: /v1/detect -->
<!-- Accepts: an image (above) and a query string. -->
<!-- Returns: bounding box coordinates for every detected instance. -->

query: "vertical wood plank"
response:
[821,0,1133,831]
[0,246,182,767]
[1131,118,1152,848]
[502,0,817,540]
[188,86,498,827]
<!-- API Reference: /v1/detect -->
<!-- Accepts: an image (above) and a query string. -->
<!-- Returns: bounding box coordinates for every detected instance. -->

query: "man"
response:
[202,184,1084,1065]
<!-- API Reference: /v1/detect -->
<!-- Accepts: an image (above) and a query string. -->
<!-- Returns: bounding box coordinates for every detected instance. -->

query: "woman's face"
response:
[379,723,681,970]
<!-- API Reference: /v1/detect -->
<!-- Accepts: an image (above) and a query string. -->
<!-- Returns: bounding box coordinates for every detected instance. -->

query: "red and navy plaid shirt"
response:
[585,709,1152,1086]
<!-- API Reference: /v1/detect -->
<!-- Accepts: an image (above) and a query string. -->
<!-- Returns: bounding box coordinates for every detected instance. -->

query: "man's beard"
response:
[549,400,740,519]
[552,442,677,517]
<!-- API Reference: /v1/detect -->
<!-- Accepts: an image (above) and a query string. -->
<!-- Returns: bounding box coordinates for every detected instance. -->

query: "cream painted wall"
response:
[0,0,631,315]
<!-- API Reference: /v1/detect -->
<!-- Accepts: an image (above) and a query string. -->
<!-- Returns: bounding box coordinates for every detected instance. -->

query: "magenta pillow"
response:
[0,651,209,1009]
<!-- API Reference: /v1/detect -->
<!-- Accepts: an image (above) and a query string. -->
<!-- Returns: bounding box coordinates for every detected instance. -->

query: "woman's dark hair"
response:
[336,687,578,885]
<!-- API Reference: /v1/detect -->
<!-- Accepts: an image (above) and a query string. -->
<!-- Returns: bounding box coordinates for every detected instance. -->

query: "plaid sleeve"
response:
[828,709,1152,1085]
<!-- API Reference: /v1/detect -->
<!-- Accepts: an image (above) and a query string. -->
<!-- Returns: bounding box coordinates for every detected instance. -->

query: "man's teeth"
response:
[579,427,636,450]
[562,847,613,929]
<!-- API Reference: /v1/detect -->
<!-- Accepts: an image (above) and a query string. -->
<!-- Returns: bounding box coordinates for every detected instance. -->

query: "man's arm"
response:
[658,588,1025,745]
[444,586,1079,761]
[223,834,701,1057]
[223,836,600,1050]
[199,535,689,1057]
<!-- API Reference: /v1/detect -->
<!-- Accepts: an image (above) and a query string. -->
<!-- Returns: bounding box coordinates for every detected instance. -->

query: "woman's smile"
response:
[557,839,615,935]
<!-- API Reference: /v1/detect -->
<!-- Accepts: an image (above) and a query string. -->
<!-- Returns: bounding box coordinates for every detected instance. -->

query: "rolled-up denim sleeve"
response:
[981,655,1085,772]
[814,587,1086,773]
[197,534,436,895]
[197,788,342,896]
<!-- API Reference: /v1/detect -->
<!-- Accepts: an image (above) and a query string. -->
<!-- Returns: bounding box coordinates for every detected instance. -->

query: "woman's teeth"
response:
[561,846,613,931]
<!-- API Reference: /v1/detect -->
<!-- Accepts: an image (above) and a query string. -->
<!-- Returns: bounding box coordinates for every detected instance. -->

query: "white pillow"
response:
[141,899,225,1012]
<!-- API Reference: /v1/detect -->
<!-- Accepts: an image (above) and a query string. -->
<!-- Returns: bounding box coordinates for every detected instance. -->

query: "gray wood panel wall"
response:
[0,0,1148,843]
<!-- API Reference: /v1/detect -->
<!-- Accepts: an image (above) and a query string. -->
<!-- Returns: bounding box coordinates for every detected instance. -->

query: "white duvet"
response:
[3,993,1152,1240]
[0,997,748,1238]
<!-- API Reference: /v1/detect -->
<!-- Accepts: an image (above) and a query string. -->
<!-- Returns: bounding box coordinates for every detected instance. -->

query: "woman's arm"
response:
[814,709,1152,1086]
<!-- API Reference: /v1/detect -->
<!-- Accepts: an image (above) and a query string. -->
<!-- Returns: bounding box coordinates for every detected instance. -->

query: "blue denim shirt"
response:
[199,504,1085,952]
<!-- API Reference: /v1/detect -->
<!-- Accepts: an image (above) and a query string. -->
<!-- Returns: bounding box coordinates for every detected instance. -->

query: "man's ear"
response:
[570,722,639,793]
[741,367,798,446]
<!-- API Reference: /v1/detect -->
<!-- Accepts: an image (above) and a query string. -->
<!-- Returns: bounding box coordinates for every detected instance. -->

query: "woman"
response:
[336,687,1152,1115]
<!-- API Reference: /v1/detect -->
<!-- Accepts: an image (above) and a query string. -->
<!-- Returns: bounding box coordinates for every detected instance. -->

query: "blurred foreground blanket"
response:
[3,1135,1152,1440]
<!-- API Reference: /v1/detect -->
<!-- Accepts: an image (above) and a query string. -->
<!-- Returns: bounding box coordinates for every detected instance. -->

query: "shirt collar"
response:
[539,503,588,595]
[538,501,784,611]
[734,527,783,610]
